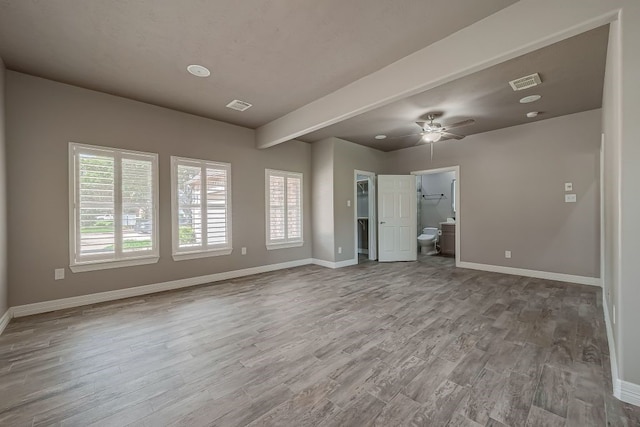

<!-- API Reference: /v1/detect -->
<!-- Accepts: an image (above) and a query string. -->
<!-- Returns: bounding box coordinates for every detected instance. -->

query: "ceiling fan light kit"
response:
[422,132,442,142]
[386,113,474,147]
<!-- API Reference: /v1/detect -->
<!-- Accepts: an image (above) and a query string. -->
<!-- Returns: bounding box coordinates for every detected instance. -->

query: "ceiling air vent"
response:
[226,99,253,111]
[508,73,542,91]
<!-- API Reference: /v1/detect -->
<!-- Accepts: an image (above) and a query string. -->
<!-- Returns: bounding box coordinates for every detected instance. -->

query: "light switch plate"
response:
[565,182,573,191]
[347,200,351,207]
[565,194,577,203]
[54,268,65,280]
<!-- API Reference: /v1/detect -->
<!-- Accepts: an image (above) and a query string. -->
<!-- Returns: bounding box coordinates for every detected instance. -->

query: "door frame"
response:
[411,165,461,267]
[354,170,377,261]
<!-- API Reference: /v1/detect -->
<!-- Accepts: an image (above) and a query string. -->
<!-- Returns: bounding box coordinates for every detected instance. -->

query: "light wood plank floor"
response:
[1,256,639,426]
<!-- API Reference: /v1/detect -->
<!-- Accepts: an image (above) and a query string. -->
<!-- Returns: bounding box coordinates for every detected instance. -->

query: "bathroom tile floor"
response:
[1,256,638,426]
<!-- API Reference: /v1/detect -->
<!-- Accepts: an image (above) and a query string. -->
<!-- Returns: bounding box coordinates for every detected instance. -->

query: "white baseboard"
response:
[457,261,601,287]
[311,258,358,269]
[600,283,640,406]
[335,258,358,268]
[11,258,314,318]
[620,380,640,406]
[7,256,359,324]
[603,294,622,399]
[0,308,12,335]
[311,258,336,269]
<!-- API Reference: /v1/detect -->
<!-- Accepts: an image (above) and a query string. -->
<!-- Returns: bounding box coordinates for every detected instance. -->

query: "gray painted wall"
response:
[602,19,620,369]
[0,59,7,316]
[311,137,387,263]
[387,109,601,278]
[311,139,335,262]
[332,138,387,263]
[618,0,640,385]
[419,172,455,230]
[6,72,312,306]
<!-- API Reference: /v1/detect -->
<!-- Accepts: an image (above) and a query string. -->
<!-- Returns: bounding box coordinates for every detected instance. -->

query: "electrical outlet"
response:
[241,247,247,255]
[505,250,512,259]
[54,268,65,280]
[347,200,351,207]
[565,182,573,191]
[338,247,342,254]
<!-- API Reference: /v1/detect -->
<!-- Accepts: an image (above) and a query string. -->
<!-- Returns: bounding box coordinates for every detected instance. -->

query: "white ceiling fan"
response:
[389,114,475,161]
[392,114,476,144]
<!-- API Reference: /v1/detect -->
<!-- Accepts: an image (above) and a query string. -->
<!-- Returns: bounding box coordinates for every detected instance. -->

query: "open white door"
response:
[378,175,417,262]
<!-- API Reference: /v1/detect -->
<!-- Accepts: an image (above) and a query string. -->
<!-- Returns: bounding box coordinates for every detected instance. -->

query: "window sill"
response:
[70,256,159,273]
[266,241,304,251]
[172,248,233,261]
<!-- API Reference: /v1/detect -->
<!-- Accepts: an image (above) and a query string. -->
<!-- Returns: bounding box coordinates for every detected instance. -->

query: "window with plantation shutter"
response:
[171,157,232,260]
[69,143,159,272]
[266,169,303,250]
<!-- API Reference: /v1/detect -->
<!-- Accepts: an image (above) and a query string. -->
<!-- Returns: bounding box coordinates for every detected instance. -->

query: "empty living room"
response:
[1,1,640,426]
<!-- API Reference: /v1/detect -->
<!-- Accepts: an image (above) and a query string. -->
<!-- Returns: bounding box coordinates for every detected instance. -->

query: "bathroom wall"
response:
[419,171,455,230]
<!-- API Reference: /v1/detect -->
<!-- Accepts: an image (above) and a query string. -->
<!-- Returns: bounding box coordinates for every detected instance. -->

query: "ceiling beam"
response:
[255,0,620,149]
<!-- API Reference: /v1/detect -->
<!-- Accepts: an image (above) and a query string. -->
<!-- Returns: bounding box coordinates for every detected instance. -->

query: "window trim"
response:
[170,156,233,261]
[265,169,304,250]
[69,142,159,273]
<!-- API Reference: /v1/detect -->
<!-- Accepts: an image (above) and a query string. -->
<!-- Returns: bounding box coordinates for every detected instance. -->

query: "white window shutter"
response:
[266,169,303,249]
[70,143,159,271]
[286,176,301,240]
[171,157,232,260]
[269,174,286,241]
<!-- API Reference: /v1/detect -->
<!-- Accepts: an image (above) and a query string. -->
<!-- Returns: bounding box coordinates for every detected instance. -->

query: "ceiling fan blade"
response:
[441,119,475,131]
[441,131,464,140]
[389,132,425,139]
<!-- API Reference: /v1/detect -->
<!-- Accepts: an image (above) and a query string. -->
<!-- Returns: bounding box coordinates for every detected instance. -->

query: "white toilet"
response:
[417,227,439,255]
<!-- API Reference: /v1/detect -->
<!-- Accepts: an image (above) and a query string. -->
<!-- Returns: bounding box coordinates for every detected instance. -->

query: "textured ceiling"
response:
[0,0,517,129]
[301,25,610,151]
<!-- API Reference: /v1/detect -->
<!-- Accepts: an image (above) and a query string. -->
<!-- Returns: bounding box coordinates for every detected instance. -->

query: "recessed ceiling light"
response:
[187,64,210,77]
[520,95,541,104]
[526,111,539,118]
[374,134,387,140]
